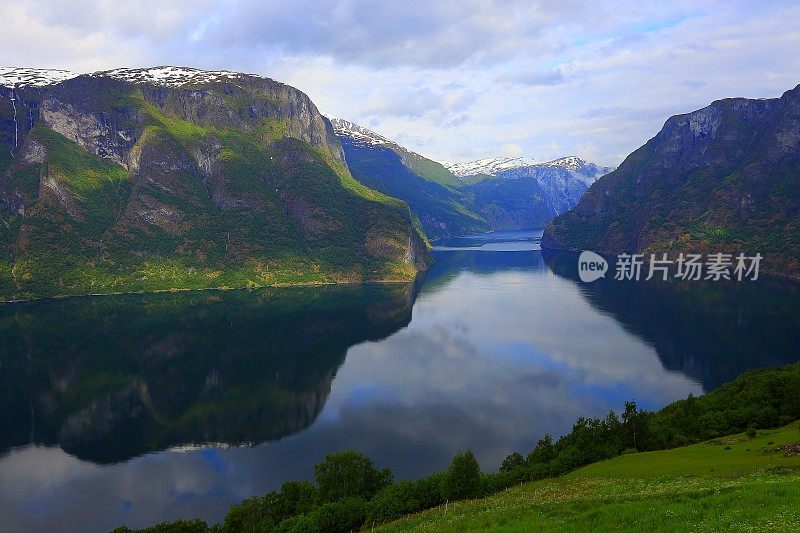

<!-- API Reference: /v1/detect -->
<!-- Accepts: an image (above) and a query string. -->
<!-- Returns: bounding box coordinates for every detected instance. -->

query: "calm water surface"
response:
[1,231,798,531]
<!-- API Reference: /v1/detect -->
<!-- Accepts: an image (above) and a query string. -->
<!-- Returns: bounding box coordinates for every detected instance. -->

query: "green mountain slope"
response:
[380,422,800,532]
[542,84,800,277]
[327,116,488,239]
[0,67,430,300]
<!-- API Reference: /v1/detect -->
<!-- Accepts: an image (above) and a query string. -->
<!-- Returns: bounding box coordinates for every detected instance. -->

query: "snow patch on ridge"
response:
[0,67,78,87]
[0,66,272,89]
[92,66,260,87]
[443,155,600,178]
[323,113,393,148]
[442,157,541,177]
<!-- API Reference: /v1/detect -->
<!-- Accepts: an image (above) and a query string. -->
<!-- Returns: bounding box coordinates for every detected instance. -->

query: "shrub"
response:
[479,467,527,497]
[275,514,319,533]
[111,519,210,533]
[310,497,366,533]
[408,472,445,509]
[440,450,481,501]
[222,484,315,533]
[365,481,419,526]
[529,461,554,480]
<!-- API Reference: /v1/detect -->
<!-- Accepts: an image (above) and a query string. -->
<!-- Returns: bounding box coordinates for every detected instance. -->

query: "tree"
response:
[277,481,317,519]
[526,434,556,465]
[314,450,392,502]
[622,400,640,450]
[222,494,271,533]
[440,450,481,501]
[500,452,525,472]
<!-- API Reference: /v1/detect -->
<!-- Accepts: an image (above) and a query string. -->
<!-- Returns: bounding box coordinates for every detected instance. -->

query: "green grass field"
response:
[379,422,800,532]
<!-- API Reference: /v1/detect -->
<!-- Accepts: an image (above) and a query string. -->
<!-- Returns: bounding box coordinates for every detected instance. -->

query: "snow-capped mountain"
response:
[0,67,79,87]
[444,155,614,214]
[538,155,595,172]
[323,114,394,148]
[500,156,612,186]
[444,156,612,184]
[92,66,263,87]
[0,65,430,300]
[443,157,541,178]
[0,66,273,89]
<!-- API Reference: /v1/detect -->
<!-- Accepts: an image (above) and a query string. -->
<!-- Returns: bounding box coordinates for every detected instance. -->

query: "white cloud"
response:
[1,1,799,166]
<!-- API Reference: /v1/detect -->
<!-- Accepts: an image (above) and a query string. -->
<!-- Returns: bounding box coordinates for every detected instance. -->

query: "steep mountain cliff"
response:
[542,84,800,277]
[327,115,488,239]
[0,67,430,300]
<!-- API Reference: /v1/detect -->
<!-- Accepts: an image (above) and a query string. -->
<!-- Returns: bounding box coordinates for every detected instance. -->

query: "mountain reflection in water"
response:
[0,283,418,463]
[0,231,797,532]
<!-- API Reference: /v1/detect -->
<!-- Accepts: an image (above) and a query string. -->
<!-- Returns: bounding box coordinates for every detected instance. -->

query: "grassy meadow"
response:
[379,422,800,532]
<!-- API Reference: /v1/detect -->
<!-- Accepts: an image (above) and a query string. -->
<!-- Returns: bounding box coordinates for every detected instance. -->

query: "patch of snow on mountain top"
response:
[0,67,78,87]
[1,66,274,89]
[538,156,588,172]
[443,157,541,177]
[444,155,611,178]
[92,66,258,87]
[323,114,393,148]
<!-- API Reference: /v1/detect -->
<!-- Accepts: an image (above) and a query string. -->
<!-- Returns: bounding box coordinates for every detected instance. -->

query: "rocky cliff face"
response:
[0,67,429,300]
[542,84,800,277]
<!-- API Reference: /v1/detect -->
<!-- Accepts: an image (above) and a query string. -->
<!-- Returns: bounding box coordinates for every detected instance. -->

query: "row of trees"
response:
[115,363,800,533]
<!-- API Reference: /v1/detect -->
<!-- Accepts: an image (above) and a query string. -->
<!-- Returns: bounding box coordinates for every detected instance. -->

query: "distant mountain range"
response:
[0,66,429,301]
[445,155,614,223]
[327,116,612,239]
[326,115,489,239]
[542,83,800,277]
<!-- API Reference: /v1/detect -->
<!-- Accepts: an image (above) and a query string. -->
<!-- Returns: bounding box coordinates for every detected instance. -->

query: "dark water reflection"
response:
[0,231,797,532]
[0,284,418,463]
[542,249,800,389]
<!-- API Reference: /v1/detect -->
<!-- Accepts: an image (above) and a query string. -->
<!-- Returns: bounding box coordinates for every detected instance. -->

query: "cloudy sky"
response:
[2,0,799,165]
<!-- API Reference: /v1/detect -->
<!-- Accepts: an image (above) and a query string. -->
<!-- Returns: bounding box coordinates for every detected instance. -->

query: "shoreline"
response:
[0,276,423,305]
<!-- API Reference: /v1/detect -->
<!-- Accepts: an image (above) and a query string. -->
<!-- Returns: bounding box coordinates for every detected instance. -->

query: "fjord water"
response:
[0,231,798,532]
